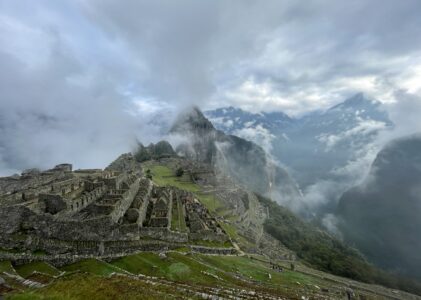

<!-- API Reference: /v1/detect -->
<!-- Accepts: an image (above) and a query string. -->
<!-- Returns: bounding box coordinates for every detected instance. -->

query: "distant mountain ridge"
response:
[205,93,393,212]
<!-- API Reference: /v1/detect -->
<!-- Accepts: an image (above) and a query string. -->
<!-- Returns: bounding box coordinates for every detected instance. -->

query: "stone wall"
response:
[190,246,237,255]
[139,227,188,243]
[68,184,107,214]
[189,231,230,243]
[0,240,182,267]
[110,178,140,223]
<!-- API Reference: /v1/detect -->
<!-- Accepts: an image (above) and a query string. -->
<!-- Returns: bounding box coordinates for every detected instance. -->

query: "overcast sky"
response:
[1,0,421,173]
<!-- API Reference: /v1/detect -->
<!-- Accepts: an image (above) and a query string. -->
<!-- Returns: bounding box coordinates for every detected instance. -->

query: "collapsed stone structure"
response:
[0,154,230,260]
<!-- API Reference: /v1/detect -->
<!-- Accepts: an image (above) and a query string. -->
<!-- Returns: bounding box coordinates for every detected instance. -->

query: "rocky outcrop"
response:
[170,107,302,207]
[134,141,176,162]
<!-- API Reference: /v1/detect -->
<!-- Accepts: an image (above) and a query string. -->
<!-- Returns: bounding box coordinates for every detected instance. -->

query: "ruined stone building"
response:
[0,153,230,259]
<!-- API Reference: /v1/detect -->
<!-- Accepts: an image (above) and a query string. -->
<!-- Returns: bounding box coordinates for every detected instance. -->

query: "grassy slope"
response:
[14,262,60,278]
[6,273,189,300]
[257,194,421,296]
[145,161,421,295]
[60,259,124,277]
[112,252,229,285]
[0,261,17,275]
[7,252,409,299]
[4,160,420,298]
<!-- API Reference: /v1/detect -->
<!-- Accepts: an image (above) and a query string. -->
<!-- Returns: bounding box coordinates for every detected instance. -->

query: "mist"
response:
[1,0,421,183]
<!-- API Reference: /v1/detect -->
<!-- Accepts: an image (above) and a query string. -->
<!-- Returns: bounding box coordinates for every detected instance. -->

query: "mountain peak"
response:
[329,93,379,111]
[170,106,215,134]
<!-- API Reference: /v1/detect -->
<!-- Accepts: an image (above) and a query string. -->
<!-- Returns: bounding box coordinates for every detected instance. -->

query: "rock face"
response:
[337,133,421,279]
[134,141,176,162]
[171,107,302,208]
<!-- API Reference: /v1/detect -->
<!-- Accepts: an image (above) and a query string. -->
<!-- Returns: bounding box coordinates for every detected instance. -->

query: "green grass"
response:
[196,254,319,288]
[60,259,124,276]
[195,192,225,214]
[220,222,240,240]
[170,197,187,232]
[146,164,200,192]
[146,162,235,225]
[5,254,393,299]
[15,262,60,278]
[0,260,17,275]
[5,273,190,300]
[111,252,229,285]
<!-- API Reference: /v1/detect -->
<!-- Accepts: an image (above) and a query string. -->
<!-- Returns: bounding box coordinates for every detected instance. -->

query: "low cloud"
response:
[1,0,421,176]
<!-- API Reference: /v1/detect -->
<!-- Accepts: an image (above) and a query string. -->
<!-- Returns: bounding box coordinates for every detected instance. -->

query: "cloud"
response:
[232,124,276,154]
[1,0,421,173]
[76,0,421,114]
[317,118,389,152]
[0,13,162,175]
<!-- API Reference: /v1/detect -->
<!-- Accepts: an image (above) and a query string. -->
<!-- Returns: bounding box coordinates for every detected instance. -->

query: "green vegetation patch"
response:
[147,164,200,192]
[171,197,187,232]
[145,163,226,212]
[112,252,229,285]
[195,192,225,214]
[256,194,421,296]
[6,273,189,300]
[60,259,123,276]
[0,260,17,275]
[15,262,60,278]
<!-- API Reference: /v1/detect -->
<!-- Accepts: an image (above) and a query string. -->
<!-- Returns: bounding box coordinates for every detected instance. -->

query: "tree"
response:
[175,167,184,177]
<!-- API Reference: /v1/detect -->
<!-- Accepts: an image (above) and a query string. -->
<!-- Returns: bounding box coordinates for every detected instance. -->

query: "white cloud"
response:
[1,0,421,174]
[317,117,389,152]
[233,125,276,153]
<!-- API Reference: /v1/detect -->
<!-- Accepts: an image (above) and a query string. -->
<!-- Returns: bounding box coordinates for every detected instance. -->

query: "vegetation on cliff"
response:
[257,194,421,295]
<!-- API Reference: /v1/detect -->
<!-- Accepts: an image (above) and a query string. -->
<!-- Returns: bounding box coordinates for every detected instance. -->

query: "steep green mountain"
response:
[134,141,176,162]
[170,107,302,208]
[337,133,421,280]
[258,194,421,295]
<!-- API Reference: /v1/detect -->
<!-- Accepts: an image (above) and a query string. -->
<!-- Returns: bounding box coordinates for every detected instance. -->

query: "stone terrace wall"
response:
[189,231,230,243]
[190,246,237,255]
[0,240,181,267]
[139,227,188,243]
[110,178,140,223]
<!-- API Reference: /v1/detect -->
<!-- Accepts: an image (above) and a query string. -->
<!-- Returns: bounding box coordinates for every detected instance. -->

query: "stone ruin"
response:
[0,154,231,261]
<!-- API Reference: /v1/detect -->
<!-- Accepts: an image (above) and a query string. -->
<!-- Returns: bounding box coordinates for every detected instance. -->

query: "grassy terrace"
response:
[144,161,260,250]
[6,253,328,299]
[143,162,239,240]
[14,262,60,278]
[60,259,124,277]
[0,261,17,275]
[143,163,225,213]
[170,196,187,232]
[6,273,190,300]
[4,252,410,299]
[8,251,401,299]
